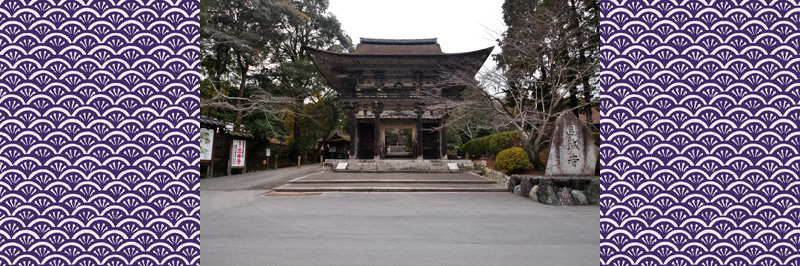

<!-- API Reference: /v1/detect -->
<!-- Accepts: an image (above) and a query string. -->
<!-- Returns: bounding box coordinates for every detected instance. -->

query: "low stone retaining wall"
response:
[482,167,510,190]
[511,175,600,206]
[475,160,600,206]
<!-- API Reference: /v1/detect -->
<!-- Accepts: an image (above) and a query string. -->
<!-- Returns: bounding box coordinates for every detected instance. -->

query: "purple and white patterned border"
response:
[600,1,800,266]
[0,1,200,265]
[2,0,800,265]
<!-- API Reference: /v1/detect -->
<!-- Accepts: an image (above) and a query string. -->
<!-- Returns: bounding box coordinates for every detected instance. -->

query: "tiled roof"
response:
[199,116,226,127]
[228,131,254,138]
[360,38,438,44]
[329,132,350,142]
[352,37,444,55]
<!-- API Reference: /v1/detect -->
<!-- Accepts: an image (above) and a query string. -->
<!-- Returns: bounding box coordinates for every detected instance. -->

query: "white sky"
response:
[328,0,507,71]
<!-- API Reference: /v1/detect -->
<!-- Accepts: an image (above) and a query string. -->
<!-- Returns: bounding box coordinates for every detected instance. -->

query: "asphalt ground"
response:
[200,165,321,191]
[201,172,600,266]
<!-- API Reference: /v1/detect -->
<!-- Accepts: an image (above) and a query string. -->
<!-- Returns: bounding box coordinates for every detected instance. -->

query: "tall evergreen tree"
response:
[200,0,352,157]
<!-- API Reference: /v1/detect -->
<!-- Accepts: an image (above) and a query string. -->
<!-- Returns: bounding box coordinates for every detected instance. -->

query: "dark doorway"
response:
[384,128,413,158]
[422,123,440,159]
[358,122,374,159]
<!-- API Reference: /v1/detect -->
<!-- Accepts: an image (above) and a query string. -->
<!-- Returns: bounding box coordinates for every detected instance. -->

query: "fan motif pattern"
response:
[0,1,200,265]
[600,1,800,266]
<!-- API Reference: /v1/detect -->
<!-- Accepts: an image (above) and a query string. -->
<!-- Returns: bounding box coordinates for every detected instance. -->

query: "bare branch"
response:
[201,79,294,118]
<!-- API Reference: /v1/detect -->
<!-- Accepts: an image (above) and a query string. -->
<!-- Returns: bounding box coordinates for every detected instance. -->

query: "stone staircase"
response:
[322,159,474,173]
[273,171,505,193]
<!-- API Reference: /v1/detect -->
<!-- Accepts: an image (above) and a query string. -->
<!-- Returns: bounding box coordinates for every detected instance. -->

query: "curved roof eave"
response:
[304,46,494,58]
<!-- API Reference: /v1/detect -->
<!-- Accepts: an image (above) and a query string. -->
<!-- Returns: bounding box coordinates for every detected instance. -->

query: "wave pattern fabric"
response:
[0,1,200,265]
[600,1,800,265]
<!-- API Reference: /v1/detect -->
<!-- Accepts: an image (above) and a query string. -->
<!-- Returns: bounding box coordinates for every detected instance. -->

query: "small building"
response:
[323,132,350,160]
[199,116,257,177]
[199,116,226,178]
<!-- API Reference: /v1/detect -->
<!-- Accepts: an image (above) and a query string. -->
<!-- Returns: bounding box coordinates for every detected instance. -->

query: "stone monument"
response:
[545,111,599,176]
[530,111,600,205]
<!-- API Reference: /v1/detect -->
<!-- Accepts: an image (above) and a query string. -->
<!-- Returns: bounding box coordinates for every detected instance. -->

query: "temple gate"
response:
[306,38,492,160]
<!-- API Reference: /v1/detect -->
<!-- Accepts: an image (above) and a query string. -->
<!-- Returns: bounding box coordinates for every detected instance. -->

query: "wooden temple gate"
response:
[307,38,491,160]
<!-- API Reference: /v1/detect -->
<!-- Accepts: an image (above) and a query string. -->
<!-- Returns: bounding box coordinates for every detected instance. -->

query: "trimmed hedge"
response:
[459,131,522,158]
[488,131,516,154]
[495,147,529,173]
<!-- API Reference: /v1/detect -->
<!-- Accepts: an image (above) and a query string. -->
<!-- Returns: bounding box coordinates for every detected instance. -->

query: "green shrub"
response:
[459,136,485,157]
[473,137,488,156]
[458,131,522,158]
[488,131,516,154]
[495,147,529,173]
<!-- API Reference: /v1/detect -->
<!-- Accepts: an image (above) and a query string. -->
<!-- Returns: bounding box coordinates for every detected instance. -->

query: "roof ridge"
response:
[359,38,438,45]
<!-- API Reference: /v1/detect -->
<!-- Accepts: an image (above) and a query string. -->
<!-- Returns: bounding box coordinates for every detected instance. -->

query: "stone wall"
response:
[473,160,487,175]
[482,167,510,190]
[475,159,600,206]
[512,175,600,206]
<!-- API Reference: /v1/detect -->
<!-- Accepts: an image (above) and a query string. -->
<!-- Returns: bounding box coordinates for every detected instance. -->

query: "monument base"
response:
[511,175,597,189]
[511,175,600,206]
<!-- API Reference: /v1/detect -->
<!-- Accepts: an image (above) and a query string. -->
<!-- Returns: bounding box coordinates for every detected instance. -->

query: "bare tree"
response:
[440,0,598,170]
[201,0,284,131]
[201,80,294,137]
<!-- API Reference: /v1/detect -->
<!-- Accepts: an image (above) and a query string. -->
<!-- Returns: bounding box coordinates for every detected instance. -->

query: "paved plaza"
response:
[200,165,320,191]
[201,170,600,266]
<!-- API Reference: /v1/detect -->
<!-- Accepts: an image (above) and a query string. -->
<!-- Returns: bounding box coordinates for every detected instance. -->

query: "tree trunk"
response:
[312,134,332,162]
[523,134,537,171]
[569,86,579,116]
[583,75,592,124]
[276,143,285,168]
[233,53,248,132]
[292,96,303,140]
[530,128,548,171]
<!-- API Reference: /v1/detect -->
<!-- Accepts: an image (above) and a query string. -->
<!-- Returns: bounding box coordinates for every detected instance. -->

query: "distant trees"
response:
[199,0,351,159]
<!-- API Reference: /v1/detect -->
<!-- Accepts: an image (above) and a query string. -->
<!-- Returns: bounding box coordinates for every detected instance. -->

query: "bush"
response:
[488,131,516,154]
[458,131,522,158]
[495,147,529,173]
[459,135,486,157]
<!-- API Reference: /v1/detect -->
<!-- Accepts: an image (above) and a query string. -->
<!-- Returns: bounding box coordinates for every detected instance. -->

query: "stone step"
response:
[289,179,495,184]
[323,159,474,173]
[332,169,458,173]
[278,172,502,193]
[295,172,490,181]
[280,182,500,188]
[273,187,507,193]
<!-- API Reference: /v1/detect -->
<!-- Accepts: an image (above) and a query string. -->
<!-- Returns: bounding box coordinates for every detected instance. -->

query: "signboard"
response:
[199,128,214,161]
[266,148,271,156]
[231,139,246,168]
